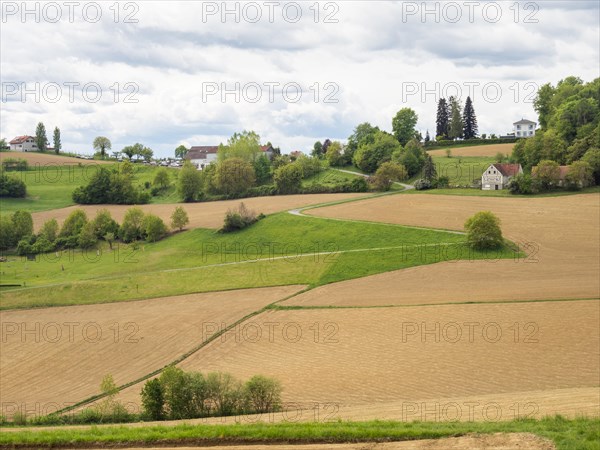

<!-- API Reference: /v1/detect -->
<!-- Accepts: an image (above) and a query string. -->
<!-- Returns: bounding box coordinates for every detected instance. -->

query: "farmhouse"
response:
[9,135,37,151]
[185,144,274,169]
[481,163,522,190]
[513,119,536,138]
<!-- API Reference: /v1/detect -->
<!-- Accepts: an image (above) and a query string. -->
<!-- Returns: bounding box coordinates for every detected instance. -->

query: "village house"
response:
[185,144,274,169]
[481,163,523,190]
[9,135,37,151]
[513,119,536,138]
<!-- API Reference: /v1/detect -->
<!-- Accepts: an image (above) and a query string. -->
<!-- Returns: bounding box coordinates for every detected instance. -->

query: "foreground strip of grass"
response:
[0,417,598,449]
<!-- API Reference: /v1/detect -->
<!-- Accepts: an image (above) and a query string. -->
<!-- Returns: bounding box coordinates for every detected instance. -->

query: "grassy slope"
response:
[0,212,518,309]
[0,164,180,214]
[0,417,598,449]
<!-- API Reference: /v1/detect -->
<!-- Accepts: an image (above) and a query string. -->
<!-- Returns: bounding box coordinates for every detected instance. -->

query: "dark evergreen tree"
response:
[463,96,478,139]
[436,98,449,139]
[424,130,431,143]
[53,127,61,154]
[422,154,437,181]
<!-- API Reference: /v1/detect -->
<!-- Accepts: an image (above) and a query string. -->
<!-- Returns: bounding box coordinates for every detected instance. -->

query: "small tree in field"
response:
[465,211,503,250]
[170,206,189,231]
[244,375,282,413]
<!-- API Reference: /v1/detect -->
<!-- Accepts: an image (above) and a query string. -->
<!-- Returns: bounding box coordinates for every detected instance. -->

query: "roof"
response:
[9,135,34,144]
[491,163,522,177]
[186,144,273,160]
[513,119,536,125]
[532,165,570,180]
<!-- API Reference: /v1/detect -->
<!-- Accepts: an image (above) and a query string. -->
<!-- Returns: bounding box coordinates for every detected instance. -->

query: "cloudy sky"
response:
[1,1,598,157]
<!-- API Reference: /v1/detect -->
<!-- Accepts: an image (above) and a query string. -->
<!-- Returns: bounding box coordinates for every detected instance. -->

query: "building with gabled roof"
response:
[481,163,523,190]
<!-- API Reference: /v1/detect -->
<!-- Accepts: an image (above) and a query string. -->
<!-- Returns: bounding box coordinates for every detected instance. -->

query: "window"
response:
[516,131,521,136]
[529,125,533,129]
[517,125,521,130]
[529,131,533,136]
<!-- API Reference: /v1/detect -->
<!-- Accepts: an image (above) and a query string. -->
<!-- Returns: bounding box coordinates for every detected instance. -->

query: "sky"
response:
[1,1,599,157]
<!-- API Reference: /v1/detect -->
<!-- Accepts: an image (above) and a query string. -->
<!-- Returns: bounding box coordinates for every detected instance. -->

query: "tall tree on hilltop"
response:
[392,108,418,146]
[436,98,449,139]
[463,96,478,139]
[53,127,61,154]
[35,122,47,151]
[448,96,463,140]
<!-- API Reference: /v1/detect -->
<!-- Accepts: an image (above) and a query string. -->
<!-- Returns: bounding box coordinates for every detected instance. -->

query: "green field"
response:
[0,417,597,449]
[0,212,518,309]
[0,164,180,214]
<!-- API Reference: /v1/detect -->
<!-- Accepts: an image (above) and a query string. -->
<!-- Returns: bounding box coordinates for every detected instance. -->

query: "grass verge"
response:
[0,416,598,449]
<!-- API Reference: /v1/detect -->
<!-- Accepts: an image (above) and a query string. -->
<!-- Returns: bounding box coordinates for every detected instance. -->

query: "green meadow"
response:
[0,212,518,309]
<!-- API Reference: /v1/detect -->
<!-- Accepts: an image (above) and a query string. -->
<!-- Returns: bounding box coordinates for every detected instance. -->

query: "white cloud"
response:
[0,1,598,156]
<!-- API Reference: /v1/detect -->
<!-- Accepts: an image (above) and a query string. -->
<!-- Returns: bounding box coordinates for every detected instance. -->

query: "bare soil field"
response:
[427,143,515,157]
[30,193,368,231]
[109,300,599,419]
[0,151,112,165]
[0,285,304,417]
[122,433,555,450]
[289,193,600,307]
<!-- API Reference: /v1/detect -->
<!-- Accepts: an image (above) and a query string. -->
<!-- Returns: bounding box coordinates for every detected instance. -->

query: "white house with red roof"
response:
[9,135,37,152]
[185,144,274,169]
[481,163,523,190]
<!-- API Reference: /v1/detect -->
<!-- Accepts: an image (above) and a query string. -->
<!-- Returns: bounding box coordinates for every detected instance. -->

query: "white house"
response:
[481,163,523,190]
[9,135,37,151]
[513,119,536,138]
[185,144,274,169]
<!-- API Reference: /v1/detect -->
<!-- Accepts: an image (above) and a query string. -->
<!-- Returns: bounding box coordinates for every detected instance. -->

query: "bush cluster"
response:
[72,166,150,204]
[0,207,185,254]
[221,203,264,233]
[0,171,27,198]
[141,367,282,421]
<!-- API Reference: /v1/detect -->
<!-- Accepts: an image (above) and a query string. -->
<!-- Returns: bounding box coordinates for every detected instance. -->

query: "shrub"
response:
[16,239,33,256]
[0,215,16,250]
[32,236,55,254]
[170,206,189,232]
[413,178,432,190]
[214,157,256,195]
[437,175,450,188]
[72,167,149,204]
[1,158,28,171]
[350,177,369,192]
[507,173,539,195]
[565,160,593,189]
[38,218,59,242]
[221,203,262,233]
[78,222,98,249]
[0,171,27,197]
[533,160,561,190]
[371,162,407,191]
[11,411,28,426]
[465,211,503,250]
[273,163,302,194]
[59,209,88,238]
[143,214,168,242]
[120,207,145,242]
[243,375,282,414]
[12,210,33,241]
[91,209,119,239]
[178,161,202,202]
